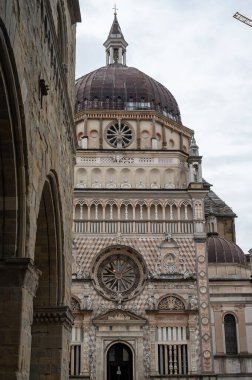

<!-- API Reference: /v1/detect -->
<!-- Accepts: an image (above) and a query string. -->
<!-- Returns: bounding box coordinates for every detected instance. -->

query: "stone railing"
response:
[73,220,196,235]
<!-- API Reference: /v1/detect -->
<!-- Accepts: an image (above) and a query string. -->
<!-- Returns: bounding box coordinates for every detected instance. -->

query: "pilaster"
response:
[30,306,74,380]
[0,258,40,380]
[194,238,214,374]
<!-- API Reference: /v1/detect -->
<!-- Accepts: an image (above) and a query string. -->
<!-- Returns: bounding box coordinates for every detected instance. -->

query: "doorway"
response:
[107,343,133,380]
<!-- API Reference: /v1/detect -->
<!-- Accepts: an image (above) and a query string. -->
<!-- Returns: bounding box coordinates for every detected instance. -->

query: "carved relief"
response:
[71,297,81,312]
[158,295,185,311]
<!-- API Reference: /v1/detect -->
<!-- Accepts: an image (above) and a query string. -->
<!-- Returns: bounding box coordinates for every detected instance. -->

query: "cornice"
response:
[74,109,192,138]
[33,306,74,330]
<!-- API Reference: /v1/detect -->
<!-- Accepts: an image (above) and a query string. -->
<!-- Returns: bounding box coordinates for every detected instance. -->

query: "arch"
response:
[120,168,131,187]
[106,342,133,380]
[30,172,65,378]
[33,173,64,307]
[135,201,148,220]
[164,202,178,220]
[120,201,133,220]
[135,168,145,188]
[150,168,160,187]
[105,201,117,220]
[164,168,175,188]
[150,200,163,220]
[158,295,185,311]
[75,202,88,219]
[179,201,193,220]
[0,23,26,258]
[194,200,203,219]
[75,167,88,187]
[224,313,238,354]
[90,200,103,220]
[91,168,102,187]
[106,167,117,188]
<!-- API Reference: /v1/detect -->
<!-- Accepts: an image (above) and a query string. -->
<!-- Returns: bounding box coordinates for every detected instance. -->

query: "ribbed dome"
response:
[207,233,246,265]
[75,64,181,123]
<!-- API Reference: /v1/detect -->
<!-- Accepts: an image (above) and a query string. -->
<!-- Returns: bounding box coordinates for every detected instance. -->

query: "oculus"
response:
[106,122,133,148]
[92,245,146,300]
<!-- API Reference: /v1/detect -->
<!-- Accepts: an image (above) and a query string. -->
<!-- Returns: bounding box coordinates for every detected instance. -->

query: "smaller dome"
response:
[207,233,246,265]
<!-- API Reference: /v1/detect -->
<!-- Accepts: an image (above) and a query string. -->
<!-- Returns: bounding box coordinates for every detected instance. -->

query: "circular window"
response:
[106,122,133,148]
[92,246,146,301]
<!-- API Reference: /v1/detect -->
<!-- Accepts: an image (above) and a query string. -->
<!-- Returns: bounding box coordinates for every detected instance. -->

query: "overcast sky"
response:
[76,0,252,254]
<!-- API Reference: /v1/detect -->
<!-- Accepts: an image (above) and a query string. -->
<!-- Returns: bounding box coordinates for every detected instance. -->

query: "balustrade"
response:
[73,219,196,234]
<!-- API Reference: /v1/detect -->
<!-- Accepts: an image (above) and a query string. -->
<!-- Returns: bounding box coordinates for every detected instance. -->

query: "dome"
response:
[207,233,246,265]
[75,64,181,124]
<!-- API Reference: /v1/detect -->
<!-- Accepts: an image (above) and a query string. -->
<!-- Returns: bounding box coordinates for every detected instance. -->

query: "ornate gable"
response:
[93,309,146,325]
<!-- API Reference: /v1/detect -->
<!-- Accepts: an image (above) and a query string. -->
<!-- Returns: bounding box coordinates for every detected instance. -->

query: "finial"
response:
[113,4,118,16]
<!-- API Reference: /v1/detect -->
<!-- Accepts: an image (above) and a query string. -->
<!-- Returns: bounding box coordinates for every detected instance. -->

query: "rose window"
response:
[106,122,133,148]
[92,246,146,301]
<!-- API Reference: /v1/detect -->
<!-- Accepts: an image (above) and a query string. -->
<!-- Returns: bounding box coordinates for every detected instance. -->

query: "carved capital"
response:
[33,306,74,330]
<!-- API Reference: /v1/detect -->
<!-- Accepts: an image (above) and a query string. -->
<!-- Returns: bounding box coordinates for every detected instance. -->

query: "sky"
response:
[76,0,252,254]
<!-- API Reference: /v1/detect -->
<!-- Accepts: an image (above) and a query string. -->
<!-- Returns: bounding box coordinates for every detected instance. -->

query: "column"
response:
[30,306,74,380]
[81,316,92,376]
[118,47,122,63]
[123,50,126,65]
[213,305,224,354]
[109,47,113,64]
[162,124,167,149]
[137,119,141,148]
[99,118,103,148]
[195,238,214,374]
[0,258,40,380]
[236,304,248,353]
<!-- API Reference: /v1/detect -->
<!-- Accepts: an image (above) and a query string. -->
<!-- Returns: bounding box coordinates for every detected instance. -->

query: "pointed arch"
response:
[0,22,27,258]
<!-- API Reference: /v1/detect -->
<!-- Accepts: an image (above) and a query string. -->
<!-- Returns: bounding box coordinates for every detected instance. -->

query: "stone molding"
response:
[33,306,74,330]
[75,109,192,137]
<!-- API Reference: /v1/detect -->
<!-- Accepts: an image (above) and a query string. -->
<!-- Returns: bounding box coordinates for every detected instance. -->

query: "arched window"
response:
[224,314,238,354]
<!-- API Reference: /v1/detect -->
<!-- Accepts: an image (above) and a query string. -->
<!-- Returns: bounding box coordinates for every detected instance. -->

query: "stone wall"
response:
[0,0,80,379]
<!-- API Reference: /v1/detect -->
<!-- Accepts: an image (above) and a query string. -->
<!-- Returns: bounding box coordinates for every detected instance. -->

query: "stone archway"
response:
[0,25,26,258]
[30,174,73,379]
[107,343,133,380]
[0,23,34,380]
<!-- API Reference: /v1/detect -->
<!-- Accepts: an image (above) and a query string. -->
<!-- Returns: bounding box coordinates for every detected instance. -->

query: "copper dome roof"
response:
[207,233,246,265]
[75,64,182,123]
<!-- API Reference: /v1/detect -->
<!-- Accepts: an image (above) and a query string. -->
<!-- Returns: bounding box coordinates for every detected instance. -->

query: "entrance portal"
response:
[107,343,133,380]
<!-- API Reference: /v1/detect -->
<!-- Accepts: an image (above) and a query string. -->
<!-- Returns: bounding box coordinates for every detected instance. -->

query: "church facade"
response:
[70,13,252,380]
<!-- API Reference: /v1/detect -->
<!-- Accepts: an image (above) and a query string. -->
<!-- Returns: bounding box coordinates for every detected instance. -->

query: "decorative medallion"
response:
[200,286,207,294]
[92,245,147,301]
[158,295,185,310]
[203,350,211,359]
[201,317,209,325]
[201,302,208,309]
[106,122,133,148]
[198,255,205,263]
[199,271,206,278]
[202,333,210,342]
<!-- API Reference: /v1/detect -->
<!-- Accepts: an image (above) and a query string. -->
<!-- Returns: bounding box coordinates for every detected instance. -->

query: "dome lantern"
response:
[103,10,128,66]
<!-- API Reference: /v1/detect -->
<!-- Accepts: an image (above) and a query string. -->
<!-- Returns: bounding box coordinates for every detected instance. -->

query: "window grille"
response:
[69,344,81,376]
[158,344,188,375]
[224,314,238,354]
